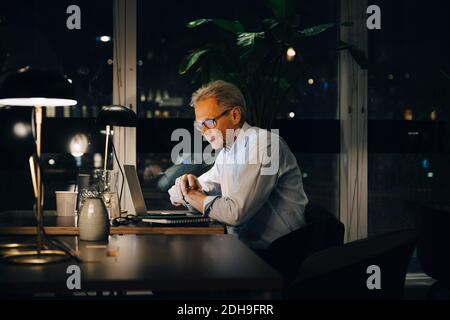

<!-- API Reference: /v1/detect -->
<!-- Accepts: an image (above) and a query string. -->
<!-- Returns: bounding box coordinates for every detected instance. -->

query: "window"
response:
[368,0,450,236]
[0,0,113,211]
[137,0,340,215]
[1,0,341,217]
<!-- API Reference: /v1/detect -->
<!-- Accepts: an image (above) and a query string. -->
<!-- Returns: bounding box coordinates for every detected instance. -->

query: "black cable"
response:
[111,140,125,207]
[33,197,82,263]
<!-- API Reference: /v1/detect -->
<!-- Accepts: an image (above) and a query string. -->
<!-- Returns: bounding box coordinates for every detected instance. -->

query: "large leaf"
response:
[299,21,353,37]
[265,0,296,19]
[299,23,335,37]
[348,46,368,69]
[338,41,368,70]
[178,48,210,75]
[236,32,268,65]
[263,18,280,30]
[187,19,244,34]
[236,32,265,48]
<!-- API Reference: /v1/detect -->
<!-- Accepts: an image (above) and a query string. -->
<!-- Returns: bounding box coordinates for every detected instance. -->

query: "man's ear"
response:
[232,107,242,124]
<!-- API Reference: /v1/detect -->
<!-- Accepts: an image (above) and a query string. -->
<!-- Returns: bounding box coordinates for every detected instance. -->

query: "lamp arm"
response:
[103,125,111,179]
[29,156,38,199]
[111,141,125,207]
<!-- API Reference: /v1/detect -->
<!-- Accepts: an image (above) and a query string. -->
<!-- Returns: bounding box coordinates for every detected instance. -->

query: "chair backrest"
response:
[264,203,344,282]
[284,230,418,299]
[304,203,345,254]
[415,205,450,282]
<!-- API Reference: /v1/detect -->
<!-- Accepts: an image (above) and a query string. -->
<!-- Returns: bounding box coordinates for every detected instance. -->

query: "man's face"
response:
[194,96,240,150]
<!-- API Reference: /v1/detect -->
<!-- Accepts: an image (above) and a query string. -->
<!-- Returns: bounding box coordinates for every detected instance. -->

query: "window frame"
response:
[114,0,370,237]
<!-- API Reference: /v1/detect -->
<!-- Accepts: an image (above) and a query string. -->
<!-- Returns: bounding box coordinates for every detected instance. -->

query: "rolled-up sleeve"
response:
[207,137,278,226]
[207,165,277,226]
[202,195,220,217]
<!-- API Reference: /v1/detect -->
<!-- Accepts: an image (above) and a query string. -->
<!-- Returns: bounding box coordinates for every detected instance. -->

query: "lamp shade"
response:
[0,67,77,107]
[96,105,137,127]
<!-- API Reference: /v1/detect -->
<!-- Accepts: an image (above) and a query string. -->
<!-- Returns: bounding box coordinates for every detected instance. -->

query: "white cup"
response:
[55,191,78,216]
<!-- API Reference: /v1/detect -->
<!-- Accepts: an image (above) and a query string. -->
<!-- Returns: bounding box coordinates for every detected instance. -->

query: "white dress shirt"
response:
[170,122,309,249]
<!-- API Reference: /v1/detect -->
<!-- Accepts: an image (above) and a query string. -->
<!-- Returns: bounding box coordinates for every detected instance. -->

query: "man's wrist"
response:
[185,190,207,213]
[202,195,219,217]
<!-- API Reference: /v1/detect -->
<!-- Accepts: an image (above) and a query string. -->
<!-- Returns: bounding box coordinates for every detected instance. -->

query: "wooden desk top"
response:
[0,234,282,294]
[0,211,225,235]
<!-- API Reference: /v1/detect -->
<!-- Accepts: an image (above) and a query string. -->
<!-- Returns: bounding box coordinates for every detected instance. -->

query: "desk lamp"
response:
[96,105,137,206]
[0,67,77,264]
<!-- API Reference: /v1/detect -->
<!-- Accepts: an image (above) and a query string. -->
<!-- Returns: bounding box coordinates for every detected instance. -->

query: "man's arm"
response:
[188,162,277,224]
[197,162,222,196]
[168,159,222,208]
[185,137,278,224]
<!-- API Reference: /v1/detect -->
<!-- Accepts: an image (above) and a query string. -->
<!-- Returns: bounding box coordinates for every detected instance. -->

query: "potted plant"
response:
[179,0,367,128]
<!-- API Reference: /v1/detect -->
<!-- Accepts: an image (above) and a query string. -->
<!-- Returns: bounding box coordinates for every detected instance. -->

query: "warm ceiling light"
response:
[286,47,296,62]
[69,134,89,158]
[13,122,30,138]
[99,36,112,42]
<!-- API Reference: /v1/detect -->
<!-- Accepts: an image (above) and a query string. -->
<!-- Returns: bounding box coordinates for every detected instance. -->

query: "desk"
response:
[0,234,282,295]
[0,210,225,235]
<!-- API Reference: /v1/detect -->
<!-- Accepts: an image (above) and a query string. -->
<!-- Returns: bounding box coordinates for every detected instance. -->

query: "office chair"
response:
[283,229,418,299]
[256,203,345,283]
[414,205,450,299]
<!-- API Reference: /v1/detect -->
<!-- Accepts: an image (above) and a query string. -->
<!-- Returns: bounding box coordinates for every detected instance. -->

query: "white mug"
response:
[55,191,78,216]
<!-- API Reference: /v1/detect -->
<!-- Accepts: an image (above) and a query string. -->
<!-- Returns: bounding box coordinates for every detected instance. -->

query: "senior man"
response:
[168,80,308,249]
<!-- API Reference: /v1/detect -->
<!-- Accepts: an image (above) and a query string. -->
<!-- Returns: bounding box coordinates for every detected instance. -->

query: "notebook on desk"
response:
[124,165,210,225]
[141,216,211,225]
[140,209,210,225]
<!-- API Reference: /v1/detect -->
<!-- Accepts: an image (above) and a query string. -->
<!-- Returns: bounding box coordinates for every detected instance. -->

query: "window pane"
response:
[136,0,340,214]
[0,0,113,211]
[368,0,450,236]
[137,0,338,120]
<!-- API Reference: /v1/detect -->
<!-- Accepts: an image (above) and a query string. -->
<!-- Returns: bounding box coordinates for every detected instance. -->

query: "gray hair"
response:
[190,80,246,122]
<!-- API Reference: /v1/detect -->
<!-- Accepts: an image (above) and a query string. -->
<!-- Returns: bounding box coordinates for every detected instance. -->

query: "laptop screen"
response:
[123,165,147,215]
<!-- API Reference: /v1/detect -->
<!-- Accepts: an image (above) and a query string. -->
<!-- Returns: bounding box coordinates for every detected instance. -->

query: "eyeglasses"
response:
[193,108,234,131]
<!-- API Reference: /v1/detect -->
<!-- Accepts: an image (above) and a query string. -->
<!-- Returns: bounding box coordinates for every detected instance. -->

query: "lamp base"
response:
[0,242,39,258]
[0,242,38,250]
[1,249,71,264]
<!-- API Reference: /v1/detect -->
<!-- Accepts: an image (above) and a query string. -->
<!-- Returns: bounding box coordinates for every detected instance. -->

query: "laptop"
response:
[123,165,207,223]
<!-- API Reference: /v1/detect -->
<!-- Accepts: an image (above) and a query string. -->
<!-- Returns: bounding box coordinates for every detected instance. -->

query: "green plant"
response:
[179,0,366,128]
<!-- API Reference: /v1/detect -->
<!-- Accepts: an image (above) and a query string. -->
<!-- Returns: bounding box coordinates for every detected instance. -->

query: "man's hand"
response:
[177,174,207,213]
[176,174,202,195]
[184,188,207,214]
[169,174,202,207]
[168,185,186,207]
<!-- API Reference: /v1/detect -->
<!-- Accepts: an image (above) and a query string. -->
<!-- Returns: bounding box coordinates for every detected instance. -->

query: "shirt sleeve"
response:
[207,135,279,226]
[168,184,200,213]
[198,157,222,196]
